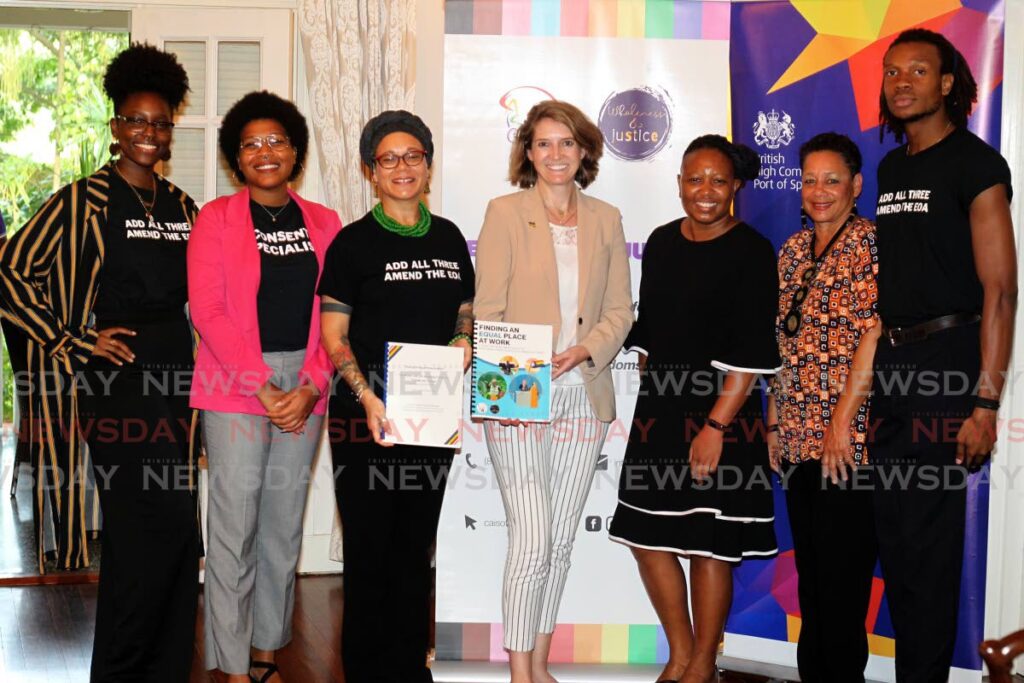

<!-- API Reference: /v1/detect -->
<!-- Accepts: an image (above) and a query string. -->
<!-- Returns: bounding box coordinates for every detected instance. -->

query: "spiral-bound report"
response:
[383,341,465,448]
[471,320,552,422]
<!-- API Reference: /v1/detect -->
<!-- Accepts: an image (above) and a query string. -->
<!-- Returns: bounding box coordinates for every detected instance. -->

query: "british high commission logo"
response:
[753,109,796,149]
[598,87,672,161]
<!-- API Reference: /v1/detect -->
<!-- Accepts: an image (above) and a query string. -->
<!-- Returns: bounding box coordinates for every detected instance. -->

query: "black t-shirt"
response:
[317,211,475,409]
[251,200,318,352]
[875,128,1013,327]
[93,173,191,322]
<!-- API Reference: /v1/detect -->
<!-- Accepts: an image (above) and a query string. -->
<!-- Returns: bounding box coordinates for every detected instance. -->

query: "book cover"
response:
[472,320,552,422]
[383,341,464,448]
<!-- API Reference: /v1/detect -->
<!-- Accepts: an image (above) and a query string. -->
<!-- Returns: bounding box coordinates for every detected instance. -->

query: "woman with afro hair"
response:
[187,91,340,683]
[0,43,201,680]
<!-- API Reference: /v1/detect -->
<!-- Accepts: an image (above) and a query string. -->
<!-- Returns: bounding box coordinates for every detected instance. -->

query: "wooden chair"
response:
[981,629,1024,683]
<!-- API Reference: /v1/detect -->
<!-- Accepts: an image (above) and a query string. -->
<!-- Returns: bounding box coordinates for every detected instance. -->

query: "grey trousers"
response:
[202,350,324,674]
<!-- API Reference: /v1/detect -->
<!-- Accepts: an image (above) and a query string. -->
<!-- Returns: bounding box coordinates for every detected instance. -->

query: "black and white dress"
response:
[608,220,780,562]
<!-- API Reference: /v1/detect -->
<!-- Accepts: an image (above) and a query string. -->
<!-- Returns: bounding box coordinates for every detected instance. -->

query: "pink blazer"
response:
[188,188,341,415]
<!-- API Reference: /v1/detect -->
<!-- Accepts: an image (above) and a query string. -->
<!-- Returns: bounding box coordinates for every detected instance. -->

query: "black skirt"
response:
[609,369,777,562]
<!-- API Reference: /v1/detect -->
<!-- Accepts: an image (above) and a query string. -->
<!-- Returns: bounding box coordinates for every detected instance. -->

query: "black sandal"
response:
[249,660,279,683]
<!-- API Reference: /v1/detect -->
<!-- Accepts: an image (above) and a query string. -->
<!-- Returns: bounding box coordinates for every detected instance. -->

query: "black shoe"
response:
[250,660,279,683]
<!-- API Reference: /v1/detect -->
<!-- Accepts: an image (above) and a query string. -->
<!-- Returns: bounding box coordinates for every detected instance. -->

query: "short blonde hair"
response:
[508,100,603,189]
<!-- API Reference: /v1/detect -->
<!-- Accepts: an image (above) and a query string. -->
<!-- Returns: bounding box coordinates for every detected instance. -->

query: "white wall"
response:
[985,0,1024,654]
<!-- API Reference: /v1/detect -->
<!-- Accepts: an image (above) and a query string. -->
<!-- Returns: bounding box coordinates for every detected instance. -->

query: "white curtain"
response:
[298,0,417,563]
[297,0,417,223]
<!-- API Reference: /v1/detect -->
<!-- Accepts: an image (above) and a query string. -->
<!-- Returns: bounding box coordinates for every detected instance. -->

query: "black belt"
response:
[882,313,980,347]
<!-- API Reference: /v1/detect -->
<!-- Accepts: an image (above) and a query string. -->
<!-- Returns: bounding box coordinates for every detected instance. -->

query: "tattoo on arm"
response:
[454,301,474,337]
[329,335,370,397]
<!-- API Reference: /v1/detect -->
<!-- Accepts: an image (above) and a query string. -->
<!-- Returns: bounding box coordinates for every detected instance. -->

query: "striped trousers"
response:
[484,384,609,652]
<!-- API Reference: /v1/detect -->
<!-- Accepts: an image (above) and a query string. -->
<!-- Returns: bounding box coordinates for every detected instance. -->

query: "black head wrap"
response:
[359,110,434,168]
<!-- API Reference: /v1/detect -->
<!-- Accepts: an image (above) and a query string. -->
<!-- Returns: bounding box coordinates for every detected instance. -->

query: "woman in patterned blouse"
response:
[767,132,881,683]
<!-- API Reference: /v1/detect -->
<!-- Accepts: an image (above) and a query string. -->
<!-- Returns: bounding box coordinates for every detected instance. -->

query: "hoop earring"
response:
[109,141,121,157]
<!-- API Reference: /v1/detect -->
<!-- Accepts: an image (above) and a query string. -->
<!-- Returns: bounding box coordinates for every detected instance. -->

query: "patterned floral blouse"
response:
[774,215,879,464]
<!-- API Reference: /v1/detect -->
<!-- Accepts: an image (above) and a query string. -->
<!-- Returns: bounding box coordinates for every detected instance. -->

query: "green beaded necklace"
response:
[372,201,431,237]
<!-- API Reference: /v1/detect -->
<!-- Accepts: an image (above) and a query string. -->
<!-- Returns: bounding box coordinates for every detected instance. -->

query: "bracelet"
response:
[706,417,730,432]
[975,396,1000,412]
[766,423,779,433]
[353,385,368,402]
[449,332,473,347]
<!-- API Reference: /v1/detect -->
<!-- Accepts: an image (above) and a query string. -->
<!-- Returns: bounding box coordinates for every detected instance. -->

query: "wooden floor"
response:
[0,575,346,683]
[0,575,774,683]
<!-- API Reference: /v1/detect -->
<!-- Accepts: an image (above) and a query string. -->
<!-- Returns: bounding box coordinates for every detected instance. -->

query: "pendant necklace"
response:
[256,198,291,223]
[546,204,577,226]
[114,164,156,221]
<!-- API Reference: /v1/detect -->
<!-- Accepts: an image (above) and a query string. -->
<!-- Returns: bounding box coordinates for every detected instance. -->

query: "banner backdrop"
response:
[436,0,732,665]
[726,2,1005,681]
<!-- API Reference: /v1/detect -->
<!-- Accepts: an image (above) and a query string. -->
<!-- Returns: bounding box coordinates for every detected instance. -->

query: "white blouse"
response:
[550,222,583,386]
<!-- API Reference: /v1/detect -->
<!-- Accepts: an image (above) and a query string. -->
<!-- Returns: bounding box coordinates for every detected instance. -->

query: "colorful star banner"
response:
[726,1,1004,679]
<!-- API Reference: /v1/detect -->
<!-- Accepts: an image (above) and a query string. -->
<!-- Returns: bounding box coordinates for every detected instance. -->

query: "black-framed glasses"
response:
[375,150,426,169]
[115,115,175,132]
[781,264,817,337]
[239,134,292,154]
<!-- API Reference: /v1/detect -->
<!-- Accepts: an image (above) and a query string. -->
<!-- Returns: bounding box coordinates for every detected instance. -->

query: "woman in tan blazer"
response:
[474,100,633,683]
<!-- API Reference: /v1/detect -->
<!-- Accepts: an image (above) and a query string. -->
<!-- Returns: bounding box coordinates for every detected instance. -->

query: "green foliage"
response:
[0,28,128,231]
[0,154,51,228]
[0,28,128,424]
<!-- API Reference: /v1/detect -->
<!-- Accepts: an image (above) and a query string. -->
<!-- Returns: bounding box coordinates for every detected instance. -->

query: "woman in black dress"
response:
[608,135,780,683]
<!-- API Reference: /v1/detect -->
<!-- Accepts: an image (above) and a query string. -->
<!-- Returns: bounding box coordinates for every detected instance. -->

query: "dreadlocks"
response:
[878,28,977,143]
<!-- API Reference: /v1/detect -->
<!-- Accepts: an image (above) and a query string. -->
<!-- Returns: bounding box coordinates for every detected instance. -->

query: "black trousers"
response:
[870,323,979,683]
[331,410,451,683]
[785,459,877,683]
[1,318,31,479]
[78,318,199,683]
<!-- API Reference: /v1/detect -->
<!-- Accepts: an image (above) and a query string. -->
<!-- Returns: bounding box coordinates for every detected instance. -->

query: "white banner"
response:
[437,32,730,663]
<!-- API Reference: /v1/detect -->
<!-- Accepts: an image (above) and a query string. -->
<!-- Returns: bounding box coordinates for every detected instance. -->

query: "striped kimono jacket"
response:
[0,163,198,571]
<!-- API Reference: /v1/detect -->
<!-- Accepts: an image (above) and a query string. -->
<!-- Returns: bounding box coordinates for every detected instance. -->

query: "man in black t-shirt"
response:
[872,29,1015,683]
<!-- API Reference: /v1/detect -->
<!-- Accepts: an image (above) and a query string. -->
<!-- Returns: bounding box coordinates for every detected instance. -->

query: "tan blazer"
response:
[474,186,634,421]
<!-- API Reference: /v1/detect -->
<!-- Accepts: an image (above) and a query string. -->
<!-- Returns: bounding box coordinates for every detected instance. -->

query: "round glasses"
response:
[115,115,174,133]
[375,150,426,169]
[239,134,291,154]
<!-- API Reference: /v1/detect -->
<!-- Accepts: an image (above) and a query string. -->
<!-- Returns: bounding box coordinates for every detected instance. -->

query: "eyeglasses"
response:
[239,134,292,154]
[115,115,175,132]
[375,150,426,169]
[781,264,817,338]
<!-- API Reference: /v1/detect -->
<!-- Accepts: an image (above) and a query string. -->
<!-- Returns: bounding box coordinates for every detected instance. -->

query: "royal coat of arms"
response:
[753,110,795,149]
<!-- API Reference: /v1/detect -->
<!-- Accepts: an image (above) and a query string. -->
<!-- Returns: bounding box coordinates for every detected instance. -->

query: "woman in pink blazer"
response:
[187,91,340,683]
